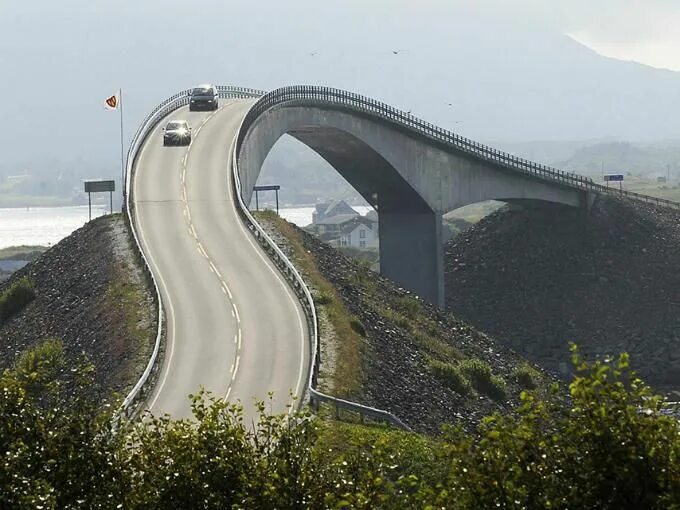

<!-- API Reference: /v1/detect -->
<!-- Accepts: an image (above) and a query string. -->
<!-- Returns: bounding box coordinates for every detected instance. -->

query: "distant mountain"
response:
[2,2,680,189]
[556,141,680,178]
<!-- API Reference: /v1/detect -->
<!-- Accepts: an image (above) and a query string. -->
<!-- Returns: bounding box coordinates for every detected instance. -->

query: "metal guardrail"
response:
[231,109,413,432]
[119,86,264,420]
[119,84,410,430]
[121,83,678,429]
[237,85,680,211]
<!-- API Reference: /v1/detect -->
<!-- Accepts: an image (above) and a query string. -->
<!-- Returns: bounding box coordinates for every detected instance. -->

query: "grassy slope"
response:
[256,210,364,397]
[255,211,553,432]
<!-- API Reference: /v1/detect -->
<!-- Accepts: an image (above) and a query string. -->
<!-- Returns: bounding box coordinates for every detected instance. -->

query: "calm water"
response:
[278,205,373,227]
[0,205,374,250]
[0,206,108,250]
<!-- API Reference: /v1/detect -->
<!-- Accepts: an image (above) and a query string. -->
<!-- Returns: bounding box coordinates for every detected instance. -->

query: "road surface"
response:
[132,100,309,423]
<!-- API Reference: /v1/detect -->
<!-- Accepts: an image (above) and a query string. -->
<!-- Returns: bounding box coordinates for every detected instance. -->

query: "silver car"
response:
[162,120,191,146]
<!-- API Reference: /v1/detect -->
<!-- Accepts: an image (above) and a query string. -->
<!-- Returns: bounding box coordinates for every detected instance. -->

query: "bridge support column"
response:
[378,210,444,307]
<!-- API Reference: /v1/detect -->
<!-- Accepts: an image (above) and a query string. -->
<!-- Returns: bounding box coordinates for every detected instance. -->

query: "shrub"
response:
[429,359,471,395]
[382,308,411,330]
[2,342,680,508]
[413,330,461,362]
[460,358,507,401]
[315,292,333,306]
[349,318,366,337]
[394,295,422,319]
[0,276,36,323]
[512,362,540,390]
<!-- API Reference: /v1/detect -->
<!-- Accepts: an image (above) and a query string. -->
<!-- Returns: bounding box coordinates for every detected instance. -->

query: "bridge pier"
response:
[378,209,444,307]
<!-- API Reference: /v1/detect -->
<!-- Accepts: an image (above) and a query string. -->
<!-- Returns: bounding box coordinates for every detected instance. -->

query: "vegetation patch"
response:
[0,245,46,261]
[460,358,507,401]
[0,276,36,323]
[428,358,471,395]
[349,318,366,337]
[1,342,679,508]
[394,294,423,319]
[512,362,541,390]
[255,210,363,397]
[413,329,461,362]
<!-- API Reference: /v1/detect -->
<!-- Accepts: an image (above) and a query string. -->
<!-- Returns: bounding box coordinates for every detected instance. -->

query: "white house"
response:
[335,217,379,250]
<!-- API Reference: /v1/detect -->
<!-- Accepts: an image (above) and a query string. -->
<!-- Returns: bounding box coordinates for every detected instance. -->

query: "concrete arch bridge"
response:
[234,86,677,305]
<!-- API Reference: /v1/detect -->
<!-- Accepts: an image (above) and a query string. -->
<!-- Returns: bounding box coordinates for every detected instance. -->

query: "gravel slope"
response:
[445,196,680,395]
[258,215,554,434]
[0,214,156,400]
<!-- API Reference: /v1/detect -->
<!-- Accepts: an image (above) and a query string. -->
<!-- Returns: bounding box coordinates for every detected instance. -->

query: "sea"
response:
[0,205,374,250]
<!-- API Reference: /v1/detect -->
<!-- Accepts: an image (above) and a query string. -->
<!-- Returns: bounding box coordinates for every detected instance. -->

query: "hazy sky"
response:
[1,0,680,174]
[441,0,680,70]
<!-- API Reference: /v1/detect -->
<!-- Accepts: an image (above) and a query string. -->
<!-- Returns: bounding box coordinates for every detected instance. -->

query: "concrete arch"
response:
[238,104,592,305]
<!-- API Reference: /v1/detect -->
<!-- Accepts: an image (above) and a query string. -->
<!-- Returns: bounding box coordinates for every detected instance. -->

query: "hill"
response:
[255,211,554,434]
[445,196,680,397]
[0,214,156,400]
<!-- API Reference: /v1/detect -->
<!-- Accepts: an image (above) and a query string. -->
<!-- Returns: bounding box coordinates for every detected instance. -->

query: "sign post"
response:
[604,173,624,192]
[84,180,116,220]
[253,184,281,214]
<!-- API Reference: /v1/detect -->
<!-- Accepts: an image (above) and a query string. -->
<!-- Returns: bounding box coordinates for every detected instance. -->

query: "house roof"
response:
[314,214,360,225]
[339,218,375,235]
[313,200,358,220]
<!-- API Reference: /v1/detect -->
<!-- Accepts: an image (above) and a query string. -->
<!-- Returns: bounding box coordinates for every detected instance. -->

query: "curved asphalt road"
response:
[132,100,309,424]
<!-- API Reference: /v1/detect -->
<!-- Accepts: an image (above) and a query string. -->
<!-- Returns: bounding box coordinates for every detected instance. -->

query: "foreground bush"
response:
[1,341,678,509]
[0,276,36,323]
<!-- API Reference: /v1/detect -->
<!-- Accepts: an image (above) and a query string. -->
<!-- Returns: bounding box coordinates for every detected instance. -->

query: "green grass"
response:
[412,329,461,362]
[511,362,541,390]
[103,261,154,384]
[0,276,36,323]
[348,267,377,293]
[459,358,507,401]
[428,359,471,395]
[622,177,680,202]
[0,245,47,261]
[255,210,364,398]
[394,295,423,319]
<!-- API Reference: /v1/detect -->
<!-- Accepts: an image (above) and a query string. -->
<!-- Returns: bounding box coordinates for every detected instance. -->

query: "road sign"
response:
[254,185,280,192]
[84,180,116,219]
[604,174,624,182]
[84,180,115,192]
[253,185,281,214]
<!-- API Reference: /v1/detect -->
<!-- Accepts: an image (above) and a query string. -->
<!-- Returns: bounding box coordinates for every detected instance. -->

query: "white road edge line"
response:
[226,134,307,414]
[134,122,178,414]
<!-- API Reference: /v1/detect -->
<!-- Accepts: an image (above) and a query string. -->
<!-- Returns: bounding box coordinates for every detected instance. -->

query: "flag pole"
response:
[119,88,125,210]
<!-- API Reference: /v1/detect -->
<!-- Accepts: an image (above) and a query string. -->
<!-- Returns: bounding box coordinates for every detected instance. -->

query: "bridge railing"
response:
[237,85,680,211]
[231,103,413,432]
[119,86,264,420]
[121,82,678,427]
[119,85,409,431]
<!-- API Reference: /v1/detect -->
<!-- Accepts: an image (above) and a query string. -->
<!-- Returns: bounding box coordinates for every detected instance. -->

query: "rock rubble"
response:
[0,214,156,401]
[445,196,680,396]
[258,215,551,434]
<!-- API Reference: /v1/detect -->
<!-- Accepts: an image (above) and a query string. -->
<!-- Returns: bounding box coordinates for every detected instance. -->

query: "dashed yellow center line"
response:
[178,102,243,404]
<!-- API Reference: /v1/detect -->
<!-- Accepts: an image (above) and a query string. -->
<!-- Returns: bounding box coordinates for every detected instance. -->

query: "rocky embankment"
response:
[445,196,680,396]
[257,214,553,434]
[0,214,156,400]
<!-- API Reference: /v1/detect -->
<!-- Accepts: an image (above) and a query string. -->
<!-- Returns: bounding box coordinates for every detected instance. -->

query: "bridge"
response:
[121,85,678,425]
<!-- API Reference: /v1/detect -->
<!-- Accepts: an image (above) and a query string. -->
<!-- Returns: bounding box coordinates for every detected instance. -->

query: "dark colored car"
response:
[163,120,191,146]
[189,84,219,111]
